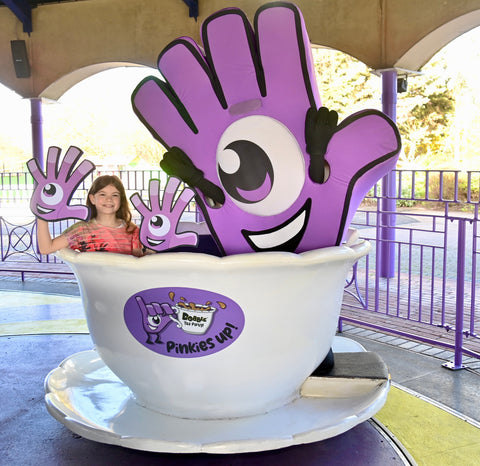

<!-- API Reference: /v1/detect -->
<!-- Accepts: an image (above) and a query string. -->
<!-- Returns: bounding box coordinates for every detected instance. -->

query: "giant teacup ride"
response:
[43,1,400,453]
[44,231,390,453]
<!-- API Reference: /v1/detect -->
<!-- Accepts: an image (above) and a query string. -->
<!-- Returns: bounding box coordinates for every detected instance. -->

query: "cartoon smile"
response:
[242,199,311,252]
[147,238,165,247]
[36,205,54,215]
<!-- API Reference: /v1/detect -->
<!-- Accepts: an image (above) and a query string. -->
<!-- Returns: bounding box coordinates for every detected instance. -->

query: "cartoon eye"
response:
[217,115,305,216]
[148,214,170,237]
[148,315,161,327]
[218,141,273,205]
[41,183,64,206]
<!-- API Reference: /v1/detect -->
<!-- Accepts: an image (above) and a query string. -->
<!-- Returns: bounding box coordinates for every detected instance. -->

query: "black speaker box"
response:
[397,76,408,93]
[11,40,31,78]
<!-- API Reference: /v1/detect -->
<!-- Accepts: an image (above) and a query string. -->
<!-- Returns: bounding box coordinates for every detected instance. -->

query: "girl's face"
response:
[89,184,121,215]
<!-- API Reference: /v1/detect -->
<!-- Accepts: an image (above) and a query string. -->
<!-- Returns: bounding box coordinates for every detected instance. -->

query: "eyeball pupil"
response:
[218,140,273,204]
[151,216,163,228]
[44,184,56,196]
[153,315,160,324]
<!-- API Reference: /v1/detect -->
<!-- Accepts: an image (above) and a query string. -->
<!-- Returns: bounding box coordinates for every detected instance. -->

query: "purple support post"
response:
[379,70,398,278]
[30,98,44,258]
[195,208,205,223]
[443,218,467,370]
[30,98,44,169]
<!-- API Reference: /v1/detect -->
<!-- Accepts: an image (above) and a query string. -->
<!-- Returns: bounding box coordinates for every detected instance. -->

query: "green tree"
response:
[396,60,456,168]
[312,47,380,118]
[312,48,457,169]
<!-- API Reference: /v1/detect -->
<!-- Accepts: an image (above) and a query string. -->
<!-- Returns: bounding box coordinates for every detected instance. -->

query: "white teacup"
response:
[173,304,217,335]
[58,235,369,420]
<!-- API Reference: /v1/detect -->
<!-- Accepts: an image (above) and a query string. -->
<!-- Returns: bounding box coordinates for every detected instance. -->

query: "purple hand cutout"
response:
[135,296,180,344]
[130,177,198,251]
[27,145,95,222]
[132,3,401,255]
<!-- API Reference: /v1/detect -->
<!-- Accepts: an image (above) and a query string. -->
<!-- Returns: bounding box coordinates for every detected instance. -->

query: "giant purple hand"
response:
[27,146,95,221]
[132,3,401,255]
[130,177,198,251]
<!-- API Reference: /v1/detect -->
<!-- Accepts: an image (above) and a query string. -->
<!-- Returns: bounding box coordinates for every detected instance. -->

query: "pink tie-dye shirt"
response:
[63,221,141,255]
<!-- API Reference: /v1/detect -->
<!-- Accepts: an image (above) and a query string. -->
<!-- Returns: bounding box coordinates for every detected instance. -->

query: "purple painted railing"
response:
[340,169,480,368]
[1,168,480,366]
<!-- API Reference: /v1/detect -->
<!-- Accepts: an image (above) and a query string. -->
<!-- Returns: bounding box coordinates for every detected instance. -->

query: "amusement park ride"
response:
[28,2,403,454]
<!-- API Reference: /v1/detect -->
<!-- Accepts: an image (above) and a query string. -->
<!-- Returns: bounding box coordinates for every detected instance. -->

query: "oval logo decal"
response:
[124,287,245,358]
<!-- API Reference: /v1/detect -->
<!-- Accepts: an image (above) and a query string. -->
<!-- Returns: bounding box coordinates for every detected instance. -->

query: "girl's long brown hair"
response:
[86,175,136,233]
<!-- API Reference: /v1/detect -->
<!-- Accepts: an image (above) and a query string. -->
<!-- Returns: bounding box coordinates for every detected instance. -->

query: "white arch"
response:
[40,62,153,101]
[395,9,480,70]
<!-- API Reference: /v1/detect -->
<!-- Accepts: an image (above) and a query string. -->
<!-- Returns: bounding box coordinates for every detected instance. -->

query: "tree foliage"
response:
[1,42,479,172]
[396,62,456,168]
[312,47,458,169]
[313,47,380,118]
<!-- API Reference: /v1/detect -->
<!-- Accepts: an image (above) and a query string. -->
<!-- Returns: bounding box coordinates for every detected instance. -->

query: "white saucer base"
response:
[44,336,390,454]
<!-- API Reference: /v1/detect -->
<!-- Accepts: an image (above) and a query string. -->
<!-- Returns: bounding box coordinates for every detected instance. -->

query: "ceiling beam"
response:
[182,0,198,21]
[3,0,33,34]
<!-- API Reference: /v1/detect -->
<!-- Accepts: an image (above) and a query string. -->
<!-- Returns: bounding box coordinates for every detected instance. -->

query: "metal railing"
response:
[0,168,195,263]
[340,169,480,368]
[1,168,480,366]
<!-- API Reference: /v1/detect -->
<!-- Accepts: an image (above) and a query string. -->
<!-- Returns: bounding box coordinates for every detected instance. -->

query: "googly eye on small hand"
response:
[41,183,64,206]
[148,215,171,237]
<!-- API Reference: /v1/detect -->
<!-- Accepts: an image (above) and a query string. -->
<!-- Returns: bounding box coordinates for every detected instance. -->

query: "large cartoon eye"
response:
[148,214,170,237]
[217,115,305,216]
[148,314,161,328]
[41,183,64,206]
[218,140,273,204]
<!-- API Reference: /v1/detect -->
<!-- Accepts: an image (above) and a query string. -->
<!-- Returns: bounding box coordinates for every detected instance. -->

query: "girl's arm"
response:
[36,219,69,255]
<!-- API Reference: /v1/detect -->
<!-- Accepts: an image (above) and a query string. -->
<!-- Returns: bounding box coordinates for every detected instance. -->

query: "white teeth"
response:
[37,205,53,214]
[147,238,165,247]
[247,211,306,250]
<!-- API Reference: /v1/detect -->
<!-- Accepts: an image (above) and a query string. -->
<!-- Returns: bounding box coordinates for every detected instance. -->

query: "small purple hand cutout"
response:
[27,145,95,221]
[135,296,180,344]
[130,177,198,251]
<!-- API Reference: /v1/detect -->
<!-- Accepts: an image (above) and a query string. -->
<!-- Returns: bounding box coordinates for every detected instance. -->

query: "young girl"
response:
[37,175,143,257]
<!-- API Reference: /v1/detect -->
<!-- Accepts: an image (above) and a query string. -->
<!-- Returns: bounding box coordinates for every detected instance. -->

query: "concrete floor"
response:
[342,330,480,425]
[2,333,411,465]
[1,278,480,465]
